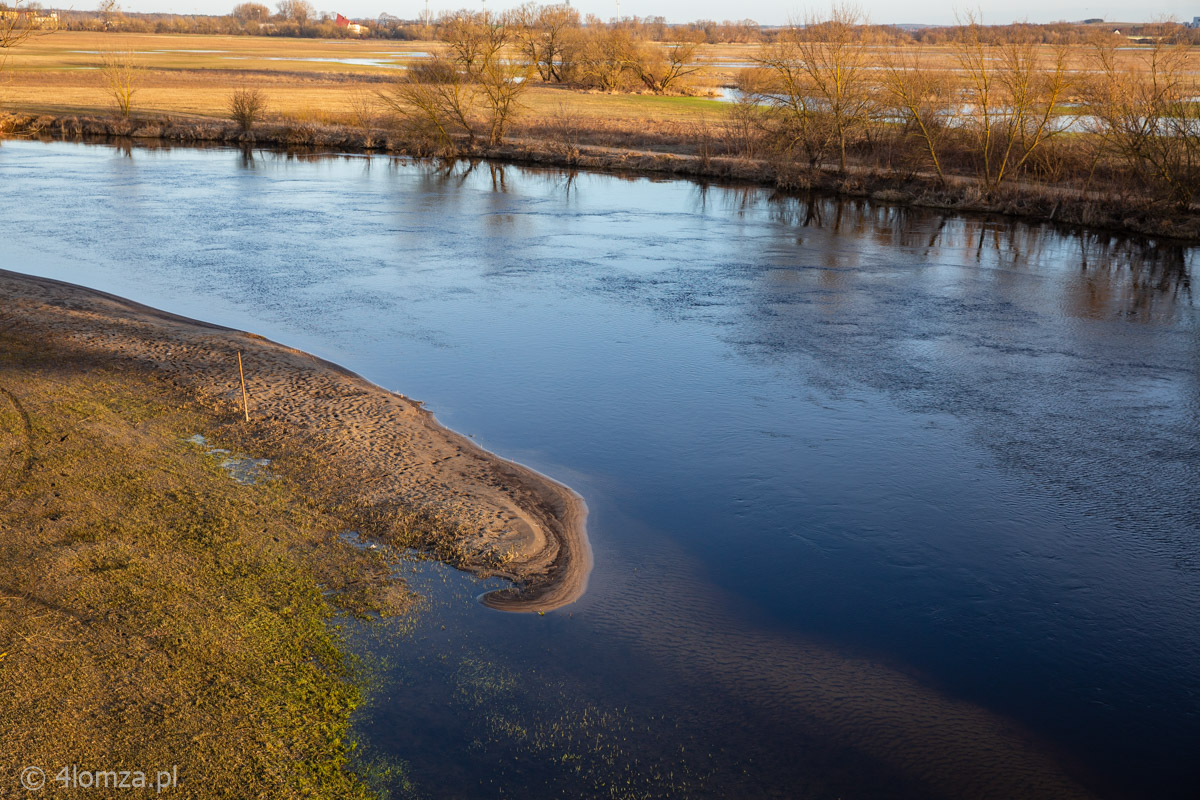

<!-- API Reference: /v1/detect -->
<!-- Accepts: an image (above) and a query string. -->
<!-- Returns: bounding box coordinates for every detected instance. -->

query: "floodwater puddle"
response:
[186,433,272,485]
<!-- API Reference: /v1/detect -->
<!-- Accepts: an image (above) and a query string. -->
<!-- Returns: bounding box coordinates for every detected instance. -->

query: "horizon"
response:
[80,0,1200,28]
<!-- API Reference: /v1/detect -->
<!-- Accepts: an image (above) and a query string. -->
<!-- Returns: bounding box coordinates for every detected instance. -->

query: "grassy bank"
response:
[3,31,1198,241]
[0,295,410,797]
[6,108,1199,242]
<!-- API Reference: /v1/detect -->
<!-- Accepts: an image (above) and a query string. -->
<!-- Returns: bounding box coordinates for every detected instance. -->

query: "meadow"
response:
[2,24,1198,239]
[0,31,738,124]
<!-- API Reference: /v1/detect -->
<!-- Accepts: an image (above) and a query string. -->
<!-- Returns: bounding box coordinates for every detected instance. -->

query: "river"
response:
[1,139,1197,799]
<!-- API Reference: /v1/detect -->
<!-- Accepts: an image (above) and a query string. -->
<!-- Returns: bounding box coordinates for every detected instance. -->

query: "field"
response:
[2,29,1197,237]
[0,31,741,125]
[3,31,1189,146]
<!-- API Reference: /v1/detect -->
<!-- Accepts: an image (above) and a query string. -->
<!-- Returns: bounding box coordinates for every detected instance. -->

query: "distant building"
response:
[1190,15,1200,28]
[0,8,58,26]
[334,13,368,34]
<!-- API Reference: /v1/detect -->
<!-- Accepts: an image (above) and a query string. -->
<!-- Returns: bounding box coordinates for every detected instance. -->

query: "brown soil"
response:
[0,268,591,612]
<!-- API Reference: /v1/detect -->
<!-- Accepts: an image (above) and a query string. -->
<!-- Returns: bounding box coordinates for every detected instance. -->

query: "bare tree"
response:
[229,87,267,132]
[787,3,875,173]
[97,0,121,30]
[882,51,959,183]
[347,87,380,147]
[475,50,532,144]
[1086,24,1199,208]
[627,39,700,94]
[952,11,1072,190]
[383,12,532,149]
[275,0,312,25]
[723,85,768,158]
[439,10,506,73]
[2,0,56,81]
[574,25,635,91]
[2,1,40,49]
[754,33,834,168]
[99,49,139,117]
[512,2,579,83]
[231,2,270,22]
[380,58,480,150]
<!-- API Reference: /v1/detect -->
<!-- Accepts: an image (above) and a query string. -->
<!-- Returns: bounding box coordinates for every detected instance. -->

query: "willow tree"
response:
[383,11,532,150]
[952,12,1073,191]
[512,2,579,84]
[757,2,874,172]
[881,52,958,184]
[1086,24,1200,209]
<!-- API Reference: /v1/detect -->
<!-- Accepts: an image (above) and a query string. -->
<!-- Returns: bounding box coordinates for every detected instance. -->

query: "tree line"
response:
[6,0,1198,212]
[29,1,1200,46]
[373,3,1198,211]
[737,6,1199,209]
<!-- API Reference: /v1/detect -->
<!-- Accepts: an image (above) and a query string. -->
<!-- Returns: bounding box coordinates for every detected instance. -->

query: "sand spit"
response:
[0,269,590,612]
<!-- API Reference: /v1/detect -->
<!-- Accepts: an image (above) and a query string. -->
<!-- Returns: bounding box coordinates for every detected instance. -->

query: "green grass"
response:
[0,320,409,798]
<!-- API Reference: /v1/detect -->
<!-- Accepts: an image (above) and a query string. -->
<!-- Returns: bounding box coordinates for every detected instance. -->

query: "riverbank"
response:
[6,112,1200,242]
[2,274,392,797]
[0,269,590,611]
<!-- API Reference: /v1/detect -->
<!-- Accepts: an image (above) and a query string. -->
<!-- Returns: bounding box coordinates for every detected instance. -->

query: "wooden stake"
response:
[237,351,250,422]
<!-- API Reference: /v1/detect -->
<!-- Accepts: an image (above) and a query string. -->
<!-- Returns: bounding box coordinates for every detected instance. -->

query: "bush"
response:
[229,88,268,133]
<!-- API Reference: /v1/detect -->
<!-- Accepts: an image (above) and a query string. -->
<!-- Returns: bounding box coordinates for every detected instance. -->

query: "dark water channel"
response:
[2,139,1197,799]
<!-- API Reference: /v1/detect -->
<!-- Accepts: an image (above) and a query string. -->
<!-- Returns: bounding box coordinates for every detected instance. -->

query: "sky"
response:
[115,0,1200,27]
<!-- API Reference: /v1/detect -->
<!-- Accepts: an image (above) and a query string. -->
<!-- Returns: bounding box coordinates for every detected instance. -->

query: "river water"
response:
[2,139,1197,799]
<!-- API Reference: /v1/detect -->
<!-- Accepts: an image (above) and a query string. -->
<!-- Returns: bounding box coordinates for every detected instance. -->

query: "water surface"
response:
[1,139,1197,799]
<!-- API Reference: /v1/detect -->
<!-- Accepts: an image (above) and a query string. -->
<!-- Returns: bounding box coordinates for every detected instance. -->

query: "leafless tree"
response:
[381,58,479,150]
[347,87,380,147]
[2,0,55,81]
[475,53,532,144]
[882,51,959,183]
[574,25,635,91]
[99,49,139,117]
[627,39,700,93]
[97,0,120,30]
[512,2,579,83]
[1085,24,1199,208]
[953,11,1073,190]
[231,2,270,23]
[229,86,267,132]
[780,3,875,173]
[754,35,833,168]
[275,0,312,25]
[723,85,769,159]
[439,10,506,73]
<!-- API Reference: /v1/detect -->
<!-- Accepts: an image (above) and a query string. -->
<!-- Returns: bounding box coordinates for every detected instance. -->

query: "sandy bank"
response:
[0,268,591,612]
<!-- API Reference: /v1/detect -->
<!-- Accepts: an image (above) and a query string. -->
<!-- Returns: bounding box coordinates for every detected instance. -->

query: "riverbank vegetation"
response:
[0,281,418,797]
[1,6,1198,233]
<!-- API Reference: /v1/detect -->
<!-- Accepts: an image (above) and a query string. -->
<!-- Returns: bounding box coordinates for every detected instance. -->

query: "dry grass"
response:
[0,32,735,125]
[0,294,415,798]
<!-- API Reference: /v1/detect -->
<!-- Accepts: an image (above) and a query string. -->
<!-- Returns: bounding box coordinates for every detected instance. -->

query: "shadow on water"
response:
[1,139,1197,800]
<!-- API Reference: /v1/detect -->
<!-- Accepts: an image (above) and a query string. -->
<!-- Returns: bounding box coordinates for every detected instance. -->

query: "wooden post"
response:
[237,351,250,422]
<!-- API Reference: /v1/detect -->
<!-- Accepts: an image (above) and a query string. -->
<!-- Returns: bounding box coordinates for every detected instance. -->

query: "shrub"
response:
[229,88,268,133]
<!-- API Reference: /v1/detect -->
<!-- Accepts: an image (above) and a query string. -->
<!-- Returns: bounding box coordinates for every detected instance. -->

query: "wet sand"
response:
[0,268,590,612]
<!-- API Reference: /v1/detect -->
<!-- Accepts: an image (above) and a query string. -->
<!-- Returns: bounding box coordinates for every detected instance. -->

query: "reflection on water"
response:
[1,140,1197,799]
